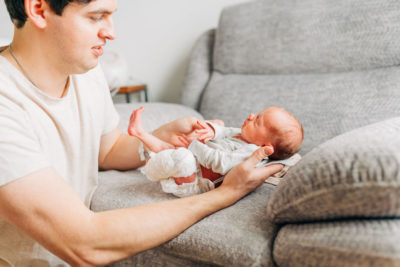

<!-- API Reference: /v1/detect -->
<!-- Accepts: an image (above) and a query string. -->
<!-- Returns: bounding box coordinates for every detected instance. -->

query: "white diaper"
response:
[144,147,197,182]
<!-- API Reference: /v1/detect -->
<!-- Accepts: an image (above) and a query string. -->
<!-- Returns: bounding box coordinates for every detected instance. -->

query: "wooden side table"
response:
[117,84,148,103]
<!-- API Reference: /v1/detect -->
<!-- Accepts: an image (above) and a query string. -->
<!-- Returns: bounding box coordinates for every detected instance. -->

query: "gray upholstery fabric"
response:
[273,220,400,267]
[180,30,215,110]
[214,0,400,75]
[266,117,400,223]
[200,67,400,154]
[93,170,279,267]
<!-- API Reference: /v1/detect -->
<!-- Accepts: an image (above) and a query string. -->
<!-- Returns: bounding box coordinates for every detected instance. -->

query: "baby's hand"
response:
[178,120,215,145]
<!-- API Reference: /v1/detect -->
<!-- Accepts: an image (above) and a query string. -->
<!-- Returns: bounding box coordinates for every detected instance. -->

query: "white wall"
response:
[0,0,250,103]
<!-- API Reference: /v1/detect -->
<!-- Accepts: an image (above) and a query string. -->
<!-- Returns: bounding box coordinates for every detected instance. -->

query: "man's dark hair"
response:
[4,0,92,28]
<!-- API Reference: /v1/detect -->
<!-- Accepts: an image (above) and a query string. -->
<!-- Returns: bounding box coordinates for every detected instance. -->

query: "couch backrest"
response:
[214,0,400,75]
[192,0,400,154]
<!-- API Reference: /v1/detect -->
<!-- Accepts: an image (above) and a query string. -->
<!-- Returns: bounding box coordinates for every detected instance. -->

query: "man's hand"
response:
[152,117,207,148]
[193,120,216,143]
[218,145,283,200]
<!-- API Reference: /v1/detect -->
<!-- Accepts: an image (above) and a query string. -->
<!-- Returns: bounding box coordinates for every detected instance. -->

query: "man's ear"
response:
[25,0,50,29]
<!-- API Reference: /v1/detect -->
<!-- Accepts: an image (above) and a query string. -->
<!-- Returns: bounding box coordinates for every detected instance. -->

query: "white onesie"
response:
[143,122,298,197]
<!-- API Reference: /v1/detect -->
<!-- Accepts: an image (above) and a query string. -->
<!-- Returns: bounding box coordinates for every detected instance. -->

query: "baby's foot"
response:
[174,173,196,185]
[128,106,146,137]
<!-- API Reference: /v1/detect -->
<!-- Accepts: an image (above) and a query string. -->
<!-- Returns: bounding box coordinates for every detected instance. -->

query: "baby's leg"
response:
[174,173,197,185]
[128,106,174,152]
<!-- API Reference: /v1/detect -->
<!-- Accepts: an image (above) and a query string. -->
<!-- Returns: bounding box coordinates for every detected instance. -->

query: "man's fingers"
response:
[177,136,190,147]
[253,163,284,180]
[243,146,274,168]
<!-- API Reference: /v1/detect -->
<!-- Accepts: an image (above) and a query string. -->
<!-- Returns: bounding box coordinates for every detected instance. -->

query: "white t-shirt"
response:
[0,49,120,266]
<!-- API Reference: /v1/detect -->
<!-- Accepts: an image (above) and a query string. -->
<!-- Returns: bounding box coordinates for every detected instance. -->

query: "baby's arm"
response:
[128,107,175,153]
[189,140,257,175]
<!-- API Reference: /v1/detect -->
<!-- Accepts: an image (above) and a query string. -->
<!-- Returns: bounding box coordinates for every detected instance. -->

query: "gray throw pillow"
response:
[266,117,400,223]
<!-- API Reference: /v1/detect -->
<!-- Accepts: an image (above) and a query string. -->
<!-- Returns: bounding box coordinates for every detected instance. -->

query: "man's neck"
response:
[4,31,70,98]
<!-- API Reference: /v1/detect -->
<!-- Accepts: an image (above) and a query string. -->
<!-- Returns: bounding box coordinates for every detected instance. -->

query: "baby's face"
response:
[240,109,276,146]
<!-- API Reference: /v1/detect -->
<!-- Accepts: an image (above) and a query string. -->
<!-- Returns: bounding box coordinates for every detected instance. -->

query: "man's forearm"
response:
[89,186,236,265]
[100,134,145,170]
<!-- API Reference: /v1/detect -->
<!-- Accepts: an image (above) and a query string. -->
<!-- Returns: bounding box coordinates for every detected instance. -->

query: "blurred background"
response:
[0,0,250,103]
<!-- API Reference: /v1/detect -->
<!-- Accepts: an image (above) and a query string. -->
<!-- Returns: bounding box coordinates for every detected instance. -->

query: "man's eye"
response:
[90,16,103,22]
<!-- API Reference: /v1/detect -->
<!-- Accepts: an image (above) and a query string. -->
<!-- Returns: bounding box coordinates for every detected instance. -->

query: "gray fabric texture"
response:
[109,247,218,267]
[200,67,400,155]
[180,30,215,110]
[214,0,400,75]
[266,117,400,224]
[93,170,279,267]
[273,220,400,267]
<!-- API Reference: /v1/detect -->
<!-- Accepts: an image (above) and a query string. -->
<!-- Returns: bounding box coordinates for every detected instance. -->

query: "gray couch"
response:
[92,0,400,266]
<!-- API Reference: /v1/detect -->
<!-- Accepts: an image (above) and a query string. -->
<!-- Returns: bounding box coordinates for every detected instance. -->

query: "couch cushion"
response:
[92,170,280,266]
[266,117,400,223]
[214,0,400,75]
[200,67,400,154]
[273,220,400,267]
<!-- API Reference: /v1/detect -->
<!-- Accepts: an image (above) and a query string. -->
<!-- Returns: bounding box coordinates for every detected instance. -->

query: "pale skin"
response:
[0,0,284,266]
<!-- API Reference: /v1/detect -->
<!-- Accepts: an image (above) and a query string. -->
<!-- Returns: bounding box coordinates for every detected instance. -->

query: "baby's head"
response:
[240,106,303,159]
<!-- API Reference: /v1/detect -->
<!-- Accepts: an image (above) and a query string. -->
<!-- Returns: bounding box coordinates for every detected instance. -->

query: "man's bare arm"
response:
[0,148,282,266]
[98,116,206,170]
[98,127,145,170]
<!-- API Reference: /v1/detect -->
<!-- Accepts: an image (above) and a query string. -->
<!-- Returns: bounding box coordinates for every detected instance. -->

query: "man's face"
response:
[45,0,117,74]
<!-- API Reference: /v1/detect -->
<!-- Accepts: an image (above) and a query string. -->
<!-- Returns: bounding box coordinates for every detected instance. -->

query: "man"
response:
[0,0,283,266]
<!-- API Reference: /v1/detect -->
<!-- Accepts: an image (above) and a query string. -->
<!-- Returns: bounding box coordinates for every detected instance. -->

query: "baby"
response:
[129,106,303,196]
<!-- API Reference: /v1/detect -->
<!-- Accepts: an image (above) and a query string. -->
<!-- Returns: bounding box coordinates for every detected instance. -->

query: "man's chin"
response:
[73,61,99,74]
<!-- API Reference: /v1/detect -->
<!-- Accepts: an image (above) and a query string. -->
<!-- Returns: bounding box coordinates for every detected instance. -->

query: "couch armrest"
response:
[266,117,400,223]
[180,29,215,110]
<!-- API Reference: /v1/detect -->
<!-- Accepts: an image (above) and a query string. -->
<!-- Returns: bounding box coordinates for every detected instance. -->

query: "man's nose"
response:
[249,113,255,120]
[99,18,116,40]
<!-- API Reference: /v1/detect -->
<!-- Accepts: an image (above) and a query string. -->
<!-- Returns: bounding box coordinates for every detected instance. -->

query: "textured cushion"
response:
[273,220,400,267]
[92,170,279,266]
[214,0,400,75]
[266,117,400,223]
[200,67,400,154]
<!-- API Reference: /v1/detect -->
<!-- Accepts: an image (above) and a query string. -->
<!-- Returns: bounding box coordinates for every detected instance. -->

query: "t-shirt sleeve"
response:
[101,88,120,135]
[92,64,120,135]
[0,101,50,186]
